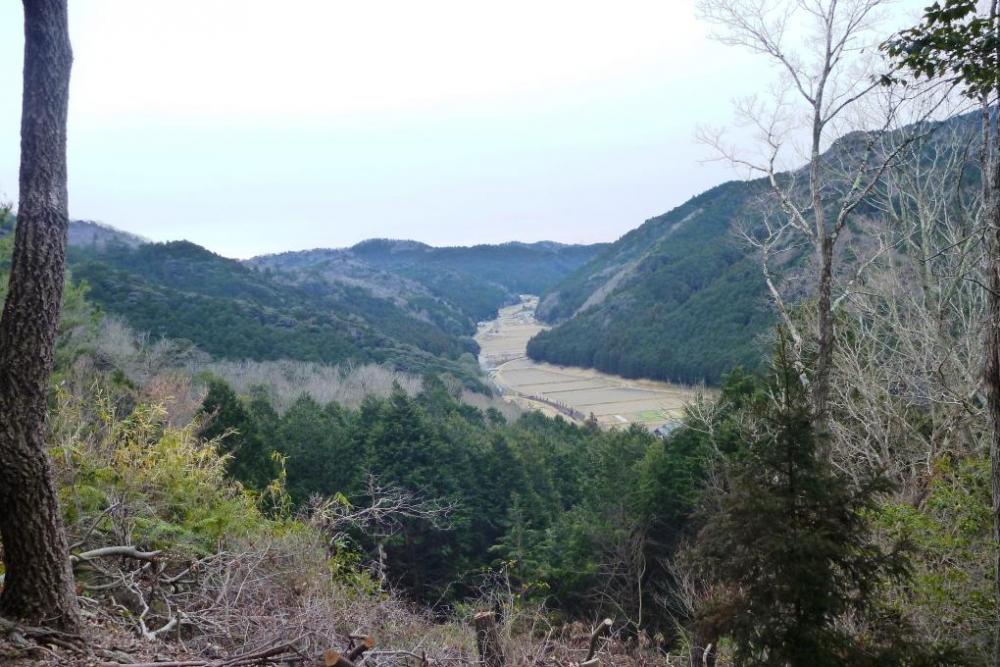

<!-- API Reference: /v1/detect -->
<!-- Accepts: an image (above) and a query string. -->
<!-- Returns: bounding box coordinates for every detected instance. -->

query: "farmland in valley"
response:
[475,296,703,430]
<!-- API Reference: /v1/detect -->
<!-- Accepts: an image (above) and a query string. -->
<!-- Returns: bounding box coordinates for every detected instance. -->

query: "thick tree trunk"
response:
[0,0,77,629]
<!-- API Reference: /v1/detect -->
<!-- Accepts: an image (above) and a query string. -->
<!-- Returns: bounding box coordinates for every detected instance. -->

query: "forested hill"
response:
[250,238,606,323]
[530,179,774,384]
[528,111,982,385]
[62,228,603,387]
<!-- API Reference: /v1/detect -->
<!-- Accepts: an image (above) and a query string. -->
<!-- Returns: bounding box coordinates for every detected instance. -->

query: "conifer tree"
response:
[198,380,278,490]
[687,338,945,665]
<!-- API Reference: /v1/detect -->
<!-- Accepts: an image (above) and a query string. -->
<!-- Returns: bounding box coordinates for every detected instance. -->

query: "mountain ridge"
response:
[60,224,605,388]
[527,110,985,385]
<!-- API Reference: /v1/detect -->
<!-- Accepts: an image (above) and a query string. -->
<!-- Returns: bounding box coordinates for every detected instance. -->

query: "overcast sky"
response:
[0,1,915,258]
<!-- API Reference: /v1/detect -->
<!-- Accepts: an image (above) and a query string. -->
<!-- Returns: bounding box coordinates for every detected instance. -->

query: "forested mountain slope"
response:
[67,240,487,383]
[251,238,606,323]
[60,228,603,388]
[529,111,982,385]
[530,180,774,384]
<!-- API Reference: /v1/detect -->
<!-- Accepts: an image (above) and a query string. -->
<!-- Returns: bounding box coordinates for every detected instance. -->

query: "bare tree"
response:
[306,474,456,589]
[0,0,77,628]
[881,5,1000,659]
[828,115,986,492]
[697,0,915,430]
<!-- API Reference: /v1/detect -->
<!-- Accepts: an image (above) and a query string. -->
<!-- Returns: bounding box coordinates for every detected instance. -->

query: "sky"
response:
[0,1,915,258]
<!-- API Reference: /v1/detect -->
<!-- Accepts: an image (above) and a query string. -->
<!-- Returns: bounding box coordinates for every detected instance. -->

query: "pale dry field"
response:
[475,297,703,430]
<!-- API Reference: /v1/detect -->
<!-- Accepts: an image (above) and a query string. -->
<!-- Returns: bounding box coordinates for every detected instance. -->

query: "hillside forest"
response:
[0,1,999,667]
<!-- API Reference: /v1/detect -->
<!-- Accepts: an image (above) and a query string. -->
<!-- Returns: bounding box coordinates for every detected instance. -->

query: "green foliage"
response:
[279,394,357,504]
[883,0,1000,98]
[68,240,486,389]
[528,180,776,384]
[687,343,954,666]
[53,387,273,556]
[197,373,708,622]
[876,456,996,662]
[198,380,281,491]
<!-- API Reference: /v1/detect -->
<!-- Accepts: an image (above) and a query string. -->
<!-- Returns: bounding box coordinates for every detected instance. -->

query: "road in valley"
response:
[475,296,702,431]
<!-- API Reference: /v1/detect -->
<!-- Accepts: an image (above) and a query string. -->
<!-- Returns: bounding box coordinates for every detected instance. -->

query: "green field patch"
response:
[634,409,667,422]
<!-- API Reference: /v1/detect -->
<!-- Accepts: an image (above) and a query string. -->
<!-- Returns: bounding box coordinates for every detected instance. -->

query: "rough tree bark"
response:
[0,0,78,629]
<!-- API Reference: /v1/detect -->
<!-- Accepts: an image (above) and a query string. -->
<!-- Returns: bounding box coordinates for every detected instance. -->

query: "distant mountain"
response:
[251,239,606,324]
[63,229,604,388]
[68,220,147,249]
[527,111,983,385]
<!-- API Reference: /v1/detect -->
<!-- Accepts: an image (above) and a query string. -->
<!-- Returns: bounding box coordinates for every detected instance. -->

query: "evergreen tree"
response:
[198,380,278,490]
[279,394,355,503]
[687,340,940,666]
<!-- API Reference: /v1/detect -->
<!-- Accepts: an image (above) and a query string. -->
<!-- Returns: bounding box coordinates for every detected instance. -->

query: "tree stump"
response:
[474,610,505,667]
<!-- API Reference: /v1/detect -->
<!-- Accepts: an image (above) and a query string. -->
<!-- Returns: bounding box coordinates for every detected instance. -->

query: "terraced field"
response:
[475,296,702,430]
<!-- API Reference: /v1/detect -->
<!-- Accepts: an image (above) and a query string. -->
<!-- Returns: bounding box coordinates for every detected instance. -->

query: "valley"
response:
[476,295,700,431]
[2,2,995,664]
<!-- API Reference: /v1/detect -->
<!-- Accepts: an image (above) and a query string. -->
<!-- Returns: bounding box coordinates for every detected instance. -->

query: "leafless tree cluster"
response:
[697,0,955,431]
[195,359,424,412]
[830,118,987,484]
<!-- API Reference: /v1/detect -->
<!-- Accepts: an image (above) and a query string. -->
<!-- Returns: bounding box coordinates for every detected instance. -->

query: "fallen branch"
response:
[97,636,319,667]
[71,545,162,564]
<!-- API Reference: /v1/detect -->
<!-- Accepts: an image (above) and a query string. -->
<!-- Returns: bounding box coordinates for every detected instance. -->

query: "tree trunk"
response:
[987,240,1000,667]
[0,0,77,629]
[811,235,835,433]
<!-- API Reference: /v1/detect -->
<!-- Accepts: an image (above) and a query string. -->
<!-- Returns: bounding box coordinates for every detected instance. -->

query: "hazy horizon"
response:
[0,0,919,258]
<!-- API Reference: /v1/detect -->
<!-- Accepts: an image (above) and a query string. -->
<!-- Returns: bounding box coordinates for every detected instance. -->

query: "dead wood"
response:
[474,610,505,667]
[70,546,162,564]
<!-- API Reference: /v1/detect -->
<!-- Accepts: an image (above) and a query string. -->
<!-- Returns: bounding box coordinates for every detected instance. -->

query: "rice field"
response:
[475,296,704,431]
